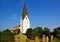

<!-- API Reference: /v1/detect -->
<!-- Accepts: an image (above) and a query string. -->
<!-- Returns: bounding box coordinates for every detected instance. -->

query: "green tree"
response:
[43,27,50,36]
[1,29,15,42]
[0,31,1,42]
[57,27,60,38]
[53,27,60,38]
[33,27,43,38]
[26,28,36,40]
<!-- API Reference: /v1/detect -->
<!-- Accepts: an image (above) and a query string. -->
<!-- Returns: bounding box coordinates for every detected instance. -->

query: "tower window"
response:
[26,18,27,19]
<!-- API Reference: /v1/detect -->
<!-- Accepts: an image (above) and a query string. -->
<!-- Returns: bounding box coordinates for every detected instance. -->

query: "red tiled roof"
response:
[12,25,20,30]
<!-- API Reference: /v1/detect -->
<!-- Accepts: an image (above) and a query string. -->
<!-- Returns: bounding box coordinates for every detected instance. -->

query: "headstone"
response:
[42,35,45,42]
[46,36,49,42]
[35,36,39,42]
[50,35,53,42]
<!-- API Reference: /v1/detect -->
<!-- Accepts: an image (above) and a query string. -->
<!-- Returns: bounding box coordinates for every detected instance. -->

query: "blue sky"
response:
[0,0,60,31]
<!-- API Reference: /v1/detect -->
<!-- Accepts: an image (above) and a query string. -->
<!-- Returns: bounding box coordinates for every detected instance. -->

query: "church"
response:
[12,4,53,42]
[12,4,30,33]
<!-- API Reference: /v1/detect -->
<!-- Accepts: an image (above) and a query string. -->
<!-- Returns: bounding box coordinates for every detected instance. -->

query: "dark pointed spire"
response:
[22,3,28,19]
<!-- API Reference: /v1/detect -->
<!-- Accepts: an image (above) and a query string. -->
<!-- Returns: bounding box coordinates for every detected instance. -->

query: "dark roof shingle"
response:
[22,4,28,19]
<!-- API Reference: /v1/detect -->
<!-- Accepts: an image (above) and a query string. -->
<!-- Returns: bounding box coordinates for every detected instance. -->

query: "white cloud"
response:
[12,16,17,19]
[11,14,17,20]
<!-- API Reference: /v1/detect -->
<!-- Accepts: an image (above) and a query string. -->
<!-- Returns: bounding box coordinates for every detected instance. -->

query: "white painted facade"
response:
[20,15,30,33]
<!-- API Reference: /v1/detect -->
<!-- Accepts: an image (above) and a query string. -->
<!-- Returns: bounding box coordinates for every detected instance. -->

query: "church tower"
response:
[20,4,30,33]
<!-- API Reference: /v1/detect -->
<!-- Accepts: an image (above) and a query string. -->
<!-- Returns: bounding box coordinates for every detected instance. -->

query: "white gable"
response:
[20,15,30,33]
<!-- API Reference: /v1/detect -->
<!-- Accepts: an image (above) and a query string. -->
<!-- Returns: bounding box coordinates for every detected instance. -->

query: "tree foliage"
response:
[1,29,15,42]
[1,26,60,42]
[26,28,36,40]
[33,27,43,38]
[0,31,1,42]
[53,27,60,38]
[26,27,60,39]
[43,27,50,36]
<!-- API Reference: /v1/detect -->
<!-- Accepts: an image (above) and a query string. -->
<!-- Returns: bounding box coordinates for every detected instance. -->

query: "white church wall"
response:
[23,15,30,33]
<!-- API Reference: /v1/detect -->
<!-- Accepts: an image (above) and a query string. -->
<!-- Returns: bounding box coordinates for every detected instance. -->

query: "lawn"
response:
[53,38,60,42]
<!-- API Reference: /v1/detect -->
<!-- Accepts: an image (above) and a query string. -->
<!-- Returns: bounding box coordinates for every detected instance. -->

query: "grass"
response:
[53,38,60,42]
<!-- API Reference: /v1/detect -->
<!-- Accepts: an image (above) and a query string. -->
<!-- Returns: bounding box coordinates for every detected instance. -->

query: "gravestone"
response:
[35,36,39,42]
[50,35,53,42]
[46,36,49,42]
[42,35,45,42]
